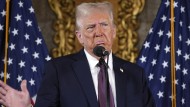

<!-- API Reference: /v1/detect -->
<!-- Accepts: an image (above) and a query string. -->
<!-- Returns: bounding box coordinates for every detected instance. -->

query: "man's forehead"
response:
[82,14,110,24]
[87,21,108,25]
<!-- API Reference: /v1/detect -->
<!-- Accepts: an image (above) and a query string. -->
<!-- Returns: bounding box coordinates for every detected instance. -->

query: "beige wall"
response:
[32,0,161,55]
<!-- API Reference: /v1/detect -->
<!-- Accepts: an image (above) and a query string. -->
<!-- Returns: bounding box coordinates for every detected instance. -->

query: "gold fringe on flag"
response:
[170,0,176,107]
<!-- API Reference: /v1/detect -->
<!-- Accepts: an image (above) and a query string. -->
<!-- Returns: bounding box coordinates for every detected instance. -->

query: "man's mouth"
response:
[95,41,105,45]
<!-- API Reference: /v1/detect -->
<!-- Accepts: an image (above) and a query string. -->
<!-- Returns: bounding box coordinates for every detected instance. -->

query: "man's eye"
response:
[87,26,94,29]
[86,26,94,32]
[102,23,108,26]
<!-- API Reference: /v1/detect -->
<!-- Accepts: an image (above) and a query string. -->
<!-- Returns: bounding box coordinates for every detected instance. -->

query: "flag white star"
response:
[0,72,4,78]
[161,15,167,22]
[151,59,157,66]
[17,75,23,83]
[38,26,41,32]
[160,75,166,83]
[169,95,175,101]
[148,73,154,81]
[26,19,32,27]
[180,6,185,13]
[181,98,185,105]
[24,33,30,40]
[33,52,39,59]
[182,83,186,90]
[162,61,168,68]
[183,53,190,61]
[179,21,183,27]
[182,68,188,75]
[21,46,28,54]
[29,6,34,13]
[1,10,6,17]
[7,73,10,79]
[31,65,37,72]
[164,45,170,53]
[176,49,182,56]
[35,38,42,45]
[174,1,178,8]
[179,35,182,41]
[18,60,25,68]
[15,14,22,21]
[157,91,164,98]
[9,43,16,51]
[0,24,4,31]
[166,31,171,38]
[2,58,5,63]
[154,44,160,51]
[144,41,150,49]
[157,30,164,37]
[149,28,153,34]
[186,39,190,46]
[45,55,51,61]
[175,63,181,71]
[18,1,24,7]
[139,55,146,63]
[12,28,19,36]
[175,79,178,85]
[188,26,190,31]
[7,58,13,65]
[29,78,35,86]
[165,0,170,7]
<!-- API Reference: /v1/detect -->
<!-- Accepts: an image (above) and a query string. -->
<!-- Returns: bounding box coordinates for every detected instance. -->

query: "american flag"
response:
[136,0,190,107]
[0,0,51,103]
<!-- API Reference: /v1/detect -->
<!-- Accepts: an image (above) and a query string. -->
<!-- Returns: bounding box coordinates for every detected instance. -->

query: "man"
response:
[35,2,155,107]
[0,1,155,107]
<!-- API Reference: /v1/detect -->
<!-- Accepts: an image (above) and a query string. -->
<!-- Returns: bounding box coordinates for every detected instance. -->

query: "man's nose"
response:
[95,25,103,37]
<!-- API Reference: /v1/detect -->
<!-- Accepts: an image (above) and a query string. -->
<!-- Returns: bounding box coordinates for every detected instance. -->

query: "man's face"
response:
[76,10,116,57]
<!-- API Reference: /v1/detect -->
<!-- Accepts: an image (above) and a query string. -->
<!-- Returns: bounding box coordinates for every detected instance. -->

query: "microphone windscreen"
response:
[93,46,106,57]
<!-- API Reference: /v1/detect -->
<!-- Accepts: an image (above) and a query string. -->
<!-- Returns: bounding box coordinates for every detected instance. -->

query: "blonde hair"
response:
[75,1,114,30]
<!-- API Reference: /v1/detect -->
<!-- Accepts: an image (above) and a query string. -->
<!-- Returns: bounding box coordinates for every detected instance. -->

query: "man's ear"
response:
[75,31,83,44]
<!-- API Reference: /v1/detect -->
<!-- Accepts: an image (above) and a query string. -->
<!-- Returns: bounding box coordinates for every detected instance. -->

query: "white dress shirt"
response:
[84,49,117,107]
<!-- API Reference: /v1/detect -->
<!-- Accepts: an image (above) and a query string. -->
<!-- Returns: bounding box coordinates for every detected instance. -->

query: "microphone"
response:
[93,46,109,57]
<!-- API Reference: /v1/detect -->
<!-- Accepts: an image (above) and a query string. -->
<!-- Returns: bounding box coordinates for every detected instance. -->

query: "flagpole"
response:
[170,0,176,107]
[4,0,11,84]
[2,1,10,107]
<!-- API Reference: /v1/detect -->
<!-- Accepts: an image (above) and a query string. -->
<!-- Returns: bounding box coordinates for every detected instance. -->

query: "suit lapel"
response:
[72,51,127,107]
[72,50,98,107]
[113,55,127,107]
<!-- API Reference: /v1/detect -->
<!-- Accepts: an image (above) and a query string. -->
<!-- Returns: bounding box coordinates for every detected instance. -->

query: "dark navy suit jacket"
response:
[35,49,155,107]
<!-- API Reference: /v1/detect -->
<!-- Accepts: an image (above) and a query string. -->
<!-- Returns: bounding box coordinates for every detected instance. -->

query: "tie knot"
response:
[97,58,108,68]
[99,58,105,65]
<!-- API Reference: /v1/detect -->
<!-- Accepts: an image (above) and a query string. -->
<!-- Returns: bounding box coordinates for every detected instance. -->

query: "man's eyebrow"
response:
[86,24,96,27]
[100,21,108,24]
[85,21,108,26]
